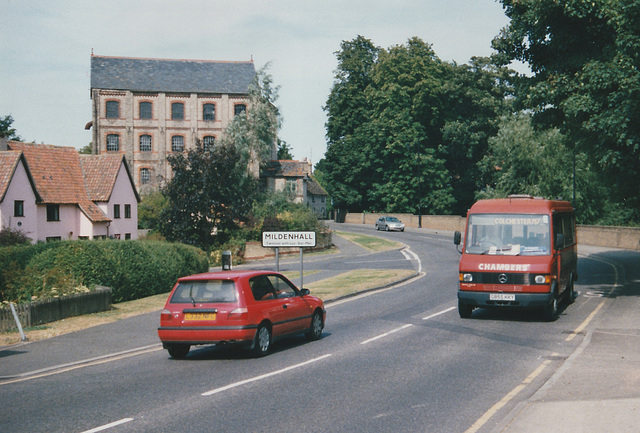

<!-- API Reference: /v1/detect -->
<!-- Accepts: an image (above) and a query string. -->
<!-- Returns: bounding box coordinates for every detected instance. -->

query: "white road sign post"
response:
[262,231,316,288]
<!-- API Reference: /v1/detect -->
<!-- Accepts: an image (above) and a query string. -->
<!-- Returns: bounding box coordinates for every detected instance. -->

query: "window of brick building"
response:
[140,134,152,152]
[171,102,184,120]
[106,134,120,152]
[140,102,152,119]
[114,204,121,219]
[140,168,151,185]
[106,101,120,118]
[203,136,215,151]
[203,103,216,121]
[124,204,131,219]
[234,104,246,116]
[172,136,184,152]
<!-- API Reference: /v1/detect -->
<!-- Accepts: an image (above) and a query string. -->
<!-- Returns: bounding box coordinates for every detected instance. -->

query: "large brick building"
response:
[88,55,257,193]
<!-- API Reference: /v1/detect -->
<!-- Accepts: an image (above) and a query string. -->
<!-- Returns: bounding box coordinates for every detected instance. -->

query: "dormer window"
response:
[106,100,120,118]
[140,102,152,119]
[171,102,184,120]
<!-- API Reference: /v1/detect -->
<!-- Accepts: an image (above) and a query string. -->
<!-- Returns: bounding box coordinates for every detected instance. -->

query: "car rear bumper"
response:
[158,326,257,346]
[457,291,553,308]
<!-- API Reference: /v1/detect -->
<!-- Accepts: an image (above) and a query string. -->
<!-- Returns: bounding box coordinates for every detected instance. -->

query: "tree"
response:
[323,36,380,211]
[78,143,93,154]
[159,141,259,250]
[322,36,510,214]
[222,64,281,171]
[0,115,21,140]
[492,0,640,222]
[277,139,294,160]
[478,112,614,224]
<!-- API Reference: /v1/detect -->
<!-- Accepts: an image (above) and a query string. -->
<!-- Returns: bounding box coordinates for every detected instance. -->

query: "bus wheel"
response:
[565,277,576,305]
[458,300,473,319]
[543,289,559,321]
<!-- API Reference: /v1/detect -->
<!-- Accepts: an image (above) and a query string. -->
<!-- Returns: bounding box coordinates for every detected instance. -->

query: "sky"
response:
[1,0,510,165]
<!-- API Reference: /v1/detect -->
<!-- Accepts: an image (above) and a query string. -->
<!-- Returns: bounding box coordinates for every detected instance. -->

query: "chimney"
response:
[0,136,7,151]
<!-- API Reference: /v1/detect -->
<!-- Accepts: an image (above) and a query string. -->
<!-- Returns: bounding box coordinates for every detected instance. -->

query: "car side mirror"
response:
[300,288,310,296]
[555,233,565,250]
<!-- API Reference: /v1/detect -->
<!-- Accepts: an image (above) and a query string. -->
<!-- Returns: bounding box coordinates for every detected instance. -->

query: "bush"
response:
[0,240,209,303]
[0,226,32,246]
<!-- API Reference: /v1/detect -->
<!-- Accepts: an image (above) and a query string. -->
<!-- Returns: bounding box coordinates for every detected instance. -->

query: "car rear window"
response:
[170,280,237,304]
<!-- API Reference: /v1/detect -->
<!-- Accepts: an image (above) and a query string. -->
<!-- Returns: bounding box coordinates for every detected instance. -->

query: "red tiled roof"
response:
[80,154,123,202]
[0,152,22,202]
[7,141,110,222]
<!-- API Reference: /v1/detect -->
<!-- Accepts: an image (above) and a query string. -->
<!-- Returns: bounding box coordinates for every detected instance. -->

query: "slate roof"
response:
[7,142,110,222]
[80,154,140,203]
[90,55,256,94]
[261,160,310,178]
[307,177,328,196]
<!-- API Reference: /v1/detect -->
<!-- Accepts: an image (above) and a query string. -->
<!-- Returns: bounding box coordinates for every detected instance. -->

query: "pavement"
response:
[491,244,640,433]
[2,230,640,432]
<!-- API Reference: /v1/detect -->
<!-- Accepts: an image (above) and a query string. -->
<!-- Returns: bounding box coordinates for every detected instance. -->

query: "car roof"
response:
[177,269,278,282]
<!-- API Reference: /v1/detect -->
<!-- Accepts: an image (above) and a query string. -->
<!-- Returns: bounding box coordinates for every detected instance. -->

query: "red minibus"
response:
[453,195,578,321]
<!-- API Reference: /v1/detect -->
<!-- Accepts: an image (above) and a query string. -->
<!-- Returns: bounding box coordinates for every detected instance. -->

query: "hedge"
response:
[0,240,209,304]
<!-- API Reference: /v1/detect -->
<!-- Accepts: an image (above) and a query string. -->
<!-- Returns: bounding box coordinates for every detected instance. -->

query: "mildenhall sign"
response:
[262,231,316,248]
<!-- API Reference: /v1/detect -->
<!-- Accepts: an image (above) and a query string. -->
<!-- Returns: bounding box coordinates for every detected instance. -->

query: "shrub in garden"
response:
[1,240,209,304]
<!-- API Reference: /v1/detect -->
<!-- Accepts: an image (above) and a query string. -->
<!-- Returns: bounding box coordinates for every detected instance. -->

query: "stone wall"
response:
[343,212,640,251]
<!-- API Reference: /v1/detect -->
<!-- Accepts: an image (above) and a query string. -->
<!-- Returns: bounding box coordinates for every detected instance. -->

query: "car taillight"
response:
[160,309,173,322]
[228,307,249,320]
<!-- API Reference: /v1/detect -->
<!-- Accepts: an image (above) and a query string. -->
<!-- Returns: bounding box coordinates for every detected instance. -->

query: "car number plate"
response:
[489,293,515,301]
[184,312,217,321]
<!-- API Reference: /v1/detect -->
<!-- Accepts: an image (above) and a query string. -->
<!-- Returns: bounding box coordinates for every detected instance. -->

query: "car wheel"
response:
[458,300,473,319]
[253,324,272,357]
[385,225,389,231]
[167,344,190,359]
[306,311,323,341]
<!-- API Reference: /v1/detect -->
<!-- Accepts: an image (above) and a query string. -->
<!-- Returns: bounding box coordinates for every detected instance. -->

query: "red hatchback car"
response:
[158,270,326,359]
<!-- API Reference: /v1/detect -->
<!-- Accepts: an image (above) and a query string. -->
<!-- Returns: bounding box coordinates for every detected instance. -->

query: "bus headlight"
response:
[460,273,473,282]
[534,275,549,284]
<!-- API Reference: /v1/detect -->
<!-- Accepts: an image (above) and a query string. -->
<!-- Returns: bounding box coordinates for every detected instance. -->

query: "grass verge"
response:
[334,230,403,251]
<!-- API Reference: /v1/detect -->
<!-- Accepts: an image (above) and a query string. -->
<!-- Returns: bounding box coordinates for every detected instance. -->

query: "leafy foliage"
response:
[321,36,510,215]
[0,226,31,246]
[159,140,259,251]
[0,240,209,303]
[277,139,294,160]
[0,114,21,140]
[477,112,613,224]
[493,0,640,222]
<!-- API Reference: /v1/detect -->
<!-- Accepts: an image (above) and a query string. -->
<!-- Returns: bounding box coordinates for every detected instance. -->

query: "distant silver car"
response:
[375,216,405,231]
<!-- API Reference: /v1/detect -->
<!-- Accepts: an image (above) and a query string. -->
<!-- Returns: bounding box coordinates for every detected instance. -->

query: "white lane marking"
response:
[0,344,163,386]
[360,324,413,345]
[422,306,456,321]
[81,418,134,433]
[401,248,422,273]
[201,354,333,396]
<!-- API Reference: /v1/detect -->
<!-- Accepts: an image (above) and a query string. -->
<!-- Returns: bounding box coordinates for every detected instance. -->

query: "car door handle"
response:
[282,305,288,309]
